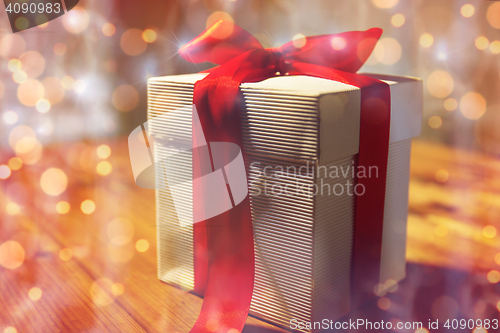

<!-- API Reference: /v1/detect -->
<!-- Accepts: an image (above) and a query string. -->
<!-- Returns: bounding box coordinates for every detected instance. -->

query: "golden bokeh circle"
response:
[460,4,475,18]
[428,116,442,129]
[17,79,45,107]
[420,33,434,48]
[142,29,157,43]
[0,241,25,270]
[40,168,68,196]
[81,200,96,215]
[373,37,402,65]
[391,13,405,27]
[96,161,113,176]
[371,0,398,9]
[460,92,486,120]
[120,29,147,56]
[444,98,457,111]
[56,201,70,215]
[135,239,150,253]
[59,248,73,261]
[427,70,454,98]
[96,145,112,159]
[487,2,500,29]
[28,287,42,301]
[102,23,116,37]
[475,36,489,50]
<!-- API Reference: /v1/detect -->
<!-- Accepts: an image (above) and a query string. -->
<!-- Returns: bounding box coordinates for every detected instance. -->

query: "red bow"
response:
[180,20,391,333]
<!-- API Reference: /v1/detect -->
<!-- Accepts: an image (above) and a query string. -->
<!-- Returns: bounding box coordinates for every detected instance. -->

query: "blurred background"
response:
[0,0,499,151]
[1,1,500,332]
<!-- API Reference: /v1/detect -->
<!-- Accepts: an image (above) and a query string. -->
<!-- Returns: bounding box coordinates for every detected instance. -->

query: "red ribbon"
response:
[180,20,391,332]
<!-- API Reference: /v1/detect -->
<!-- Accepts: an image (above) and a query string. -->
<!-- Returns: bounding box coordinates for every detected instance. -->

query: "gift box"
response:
[148,71,422,331]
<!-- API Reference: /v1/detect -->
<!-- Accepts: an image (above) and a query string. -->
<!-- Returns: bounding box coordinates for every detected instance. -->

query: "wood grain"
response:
[1,138,498,332]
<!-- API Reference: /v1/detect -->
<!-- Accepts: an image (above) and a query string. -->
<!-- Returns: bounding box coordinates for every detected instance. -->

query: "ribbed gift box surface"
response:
[148,73,422,332]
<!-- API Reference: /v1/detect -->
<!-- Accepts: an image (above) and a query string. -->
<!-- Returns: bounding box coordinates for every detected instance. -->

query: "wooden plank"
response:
[407,140,500,271]
[0,139,284,332]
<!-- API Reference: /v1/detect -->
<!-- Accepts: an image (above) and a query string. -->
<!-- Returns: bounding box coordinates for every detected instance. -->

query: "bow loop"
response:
[179,20,263,65]
[278,28,382,73]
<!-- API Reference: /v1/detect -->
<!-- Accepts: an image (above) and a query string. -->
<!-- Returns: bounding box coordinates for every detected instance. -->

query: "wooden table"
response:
[1,139,499,333]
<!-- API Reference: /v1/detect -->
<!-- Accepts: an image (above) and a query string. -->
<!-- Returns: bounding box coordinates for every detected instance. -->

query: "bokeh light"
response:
[81,200,96,214]
[292,34,307,48]
[59,248,73,261]
[487,270,500,283]
[0,165,11,180]
[434,224,448,237]
[460,4,475,18]
[120,29,147,56]
[474,36,490,50]
[142,29,157,43]
[6,202,20,215]
[435,169,449,183]
[377,297,391,310]
[460,92,486,120]
[96,161,113,176]
[96,145,112,159]
[487,2,500,29]
[28,287,42,301]
[9,125,35,150]
[444,98,457,111]
[56,201,70,214]
[331,36,347,51]
[0,241,25,270]
[14,17,29,31]
[428,116,442,129]
[135,239,150,253]
[373,37,402,65]
[111,283,125,296]
[420,33,434,48]
[102,23,116,37]
[483,225,497,238]
[8,157,23,171]
[36,99,51,113]
[427,70,454,98]
[2,111,18,125]
[53,43,67,56]
[206,12,234,39]
[61,76,74,89]
[107,218,135,246]
[35,14,49,28]
[4,327,17,333]
[391,13,405,27]
[112,85,139,112]
[62,7,90,34]
[490,41,500,54]
[371,0,398,9]
[40,168,68,196]
[17,79,44,107]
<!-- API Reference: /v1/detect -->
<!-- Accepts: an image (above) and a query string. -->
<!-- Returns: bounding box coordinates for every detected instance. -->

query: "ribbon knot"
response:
[180,20,392,333]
